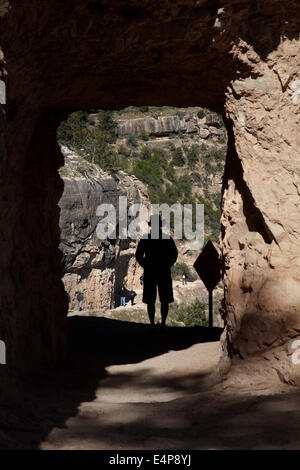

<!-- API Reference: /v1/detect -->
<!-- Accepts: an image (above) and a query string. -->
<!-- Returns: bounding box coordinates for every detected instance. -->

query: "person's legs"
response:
[147,303,155,325]
[143,276,156,326]
[120,296,125,306]
[157,275,173,327]
[161,302,169,326]
[78,300,82,311]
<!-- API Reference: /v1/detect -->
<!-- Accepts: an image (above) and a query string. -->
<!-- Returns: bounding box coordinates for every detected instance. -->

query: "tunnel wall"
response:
[0,0,300,391]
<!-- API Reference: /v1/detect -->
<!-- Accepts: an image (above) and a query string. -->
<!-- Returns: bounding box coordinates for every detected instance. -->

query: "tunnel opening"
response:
[4,102,226,450]
[56,105,227,331]
[1,0,300,450]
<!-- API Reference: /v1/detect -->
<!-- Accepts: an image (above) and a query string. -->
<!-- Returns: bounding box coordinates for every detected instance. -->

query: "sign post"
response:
[208,289,213,328]
[193,240,221,328]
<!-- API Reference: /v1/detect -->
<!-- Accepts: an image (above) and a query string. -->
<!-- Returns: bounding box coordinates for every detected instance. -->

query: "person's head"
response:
[148,214,163,235]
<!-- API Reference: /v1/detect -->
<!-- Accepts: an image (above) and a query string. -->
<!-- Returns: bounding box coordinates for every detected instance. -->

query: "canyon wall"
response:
[59,146,148,311]
[115,110,224,138]
[221,29,300,383]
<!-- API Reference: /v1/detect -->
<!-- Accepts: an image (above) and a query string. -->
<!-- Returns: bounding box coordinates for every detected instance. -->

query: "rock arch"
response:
[0,0,300,391]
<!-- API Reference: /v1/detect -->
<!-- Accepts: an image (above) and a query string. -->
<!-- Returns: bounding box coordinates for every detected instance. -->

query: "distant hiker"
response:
[77,292,84,311]
[182,274,187,285]
[135,214,178,329]
[129,290,136,306]
[139,274,144,286]
[120,286,126,307]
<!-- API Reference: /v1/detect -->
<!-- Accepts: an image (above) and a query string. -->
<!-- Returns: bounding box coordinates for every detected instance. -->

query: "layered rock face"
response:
[115,109,224,138]
[59,146,148,311]
[1,0,300,388]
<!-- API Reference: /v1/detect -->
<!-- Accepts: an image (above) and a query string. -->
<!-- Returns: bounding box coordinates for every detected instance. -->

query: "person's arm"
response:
[135,240,146,268]
[169,238,178,266]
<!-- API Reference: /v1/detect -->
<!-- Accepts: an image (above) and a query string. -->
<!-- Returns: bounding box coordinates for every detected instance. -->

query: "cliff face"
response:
[222,38,300,381]
[115,110,224,139]
[59,146,149,310]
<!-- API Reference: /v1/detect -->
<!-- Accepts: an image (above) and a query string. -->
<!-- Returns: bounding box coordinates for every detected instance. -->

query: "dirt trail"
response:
[1,316,300,450]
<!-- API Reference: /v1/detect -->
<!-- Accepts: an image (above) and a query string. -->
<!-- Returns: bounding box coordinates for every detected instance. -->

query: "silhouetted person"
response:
[135,214,178,328]
[119,286,126,307]
[77,292,84,311]
[129,290,136,306]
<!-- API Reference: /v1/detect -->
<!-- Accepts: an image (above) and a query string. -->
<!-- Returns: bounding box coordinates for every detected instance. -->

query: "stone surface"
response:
[0,0,300,390]
[115,109,225,139]
[59,146,149,310]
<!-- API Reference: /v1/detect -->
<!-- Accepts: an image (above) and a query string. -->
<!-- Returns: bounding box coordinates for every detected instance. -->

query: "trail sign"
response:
[193,240,222,327]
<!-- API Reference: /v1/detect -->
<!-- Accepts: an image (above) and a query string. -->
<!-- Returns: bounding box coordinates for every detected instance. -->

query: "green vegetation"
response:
[197,108,209,119]
[197,194,221,241]
[171,147,185,167]
[126,134,138,148]
[103,299,209,328]
[57,106,226,241]
[57,110,117,170]
[139,131,149,141]
[169,299,208,327]
[186,144,199,168]
[171,262,197,281]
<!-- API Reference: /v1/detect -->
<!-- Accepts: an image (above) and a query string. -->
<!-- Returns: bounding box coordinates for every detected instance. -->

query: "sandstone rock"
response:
[209,126,224,138]
[199,128,210,139]
[116,111,200,137]
[59,146,150,311]
[205,113,221,128]
[1,0,300,387]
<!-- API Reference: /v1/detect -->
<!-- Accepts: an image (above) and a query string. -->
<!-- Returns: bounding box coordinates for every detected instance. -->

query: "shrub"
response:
[197,108,209,120]
[165,165,176,182]
[176,175,192,198]
[171,299,208,327]
[132,159,163,190]
[172,147,185,166]
[118,144,131,158]
[139,131,149,141]
[140,146,152,160]
[113,156,130,171]
[191,172,201,183]
[186,144,199,168]
[57,111,89,149]
[97,110,116,140]
[171,262,197,281]
[139,106,149,113]
[126,134,138,148]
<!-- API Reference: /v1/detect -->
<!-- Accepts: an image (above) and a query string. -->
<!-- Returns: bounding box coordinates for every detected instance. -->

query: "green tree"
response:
[97,110,117,140]
[172,147,185,166]
[57,111,89,149]
[126,134,138,148]
[173,299,208,327]
[186,144,199,168]
[171,262,197,281]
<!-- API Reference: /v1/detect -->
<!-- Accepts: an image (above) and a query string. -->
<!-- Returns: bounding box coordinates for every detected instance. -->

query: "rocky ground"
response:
[69,280,224,328]
[0,315,299,450]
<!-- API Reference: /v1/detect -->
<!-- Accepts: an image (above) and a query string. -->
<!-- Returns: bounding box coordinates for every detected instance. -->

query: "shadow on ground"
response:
[2,317,300,449]
[0,317,223,449]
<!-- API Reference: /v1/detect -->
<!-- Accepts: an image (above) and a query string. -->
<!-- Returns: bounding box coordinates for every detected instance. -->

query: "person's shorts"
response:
[142,273,174,304]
